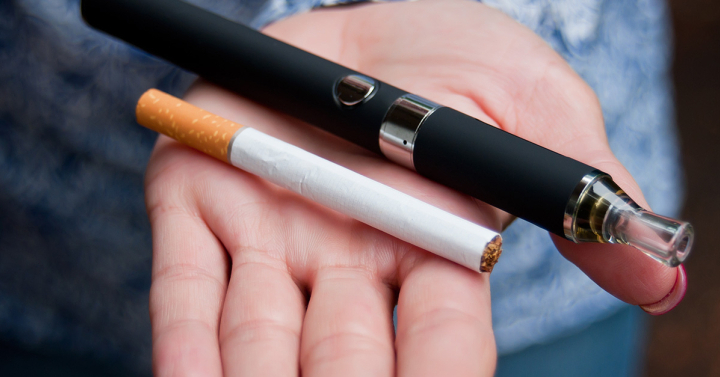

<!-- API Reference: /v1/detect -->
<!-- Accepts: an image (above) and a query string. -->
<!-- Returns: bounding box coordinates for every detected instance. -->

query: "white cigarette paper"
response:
[135,89,502,272]
[229,128,502,272]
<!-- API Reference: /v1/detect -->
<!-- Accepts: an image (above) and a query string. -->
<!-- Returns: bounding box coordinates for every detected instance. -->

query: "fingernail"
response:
[640,264,687,315]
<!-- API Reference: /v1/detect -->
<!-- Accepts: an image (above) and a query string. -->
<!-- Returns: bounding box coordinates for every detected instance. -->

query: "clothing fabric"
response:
[494,306,649,377]
[0,0,680,374]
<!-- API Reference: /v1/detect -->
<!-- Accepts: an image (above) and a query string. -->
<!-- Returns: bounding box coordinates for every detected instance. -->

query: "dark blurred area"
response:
[645,0,720,376]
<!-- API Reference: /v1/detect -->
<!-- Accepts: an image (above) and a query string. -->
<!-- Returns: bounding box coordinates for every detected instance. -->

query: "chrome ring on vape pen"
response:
[334,74,377,107]
[379,94,442,170]
[562,170,607,241]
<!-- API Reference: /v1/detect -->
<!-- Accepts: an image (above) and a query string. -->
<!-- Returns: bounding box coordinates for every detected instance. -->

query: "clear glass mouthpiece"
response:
[605,206,693,266]
[566,174,693,267]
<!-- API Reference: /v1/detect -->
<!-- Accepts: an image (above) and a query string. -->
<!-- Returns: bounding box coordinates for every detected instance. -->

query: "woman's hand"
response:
[145,1,679,376]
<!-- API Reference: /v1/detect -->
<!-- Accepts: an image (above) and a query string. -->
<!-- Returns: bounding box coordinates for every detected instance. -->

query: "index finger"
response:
[395,252,496,377]
[146,137,229,377]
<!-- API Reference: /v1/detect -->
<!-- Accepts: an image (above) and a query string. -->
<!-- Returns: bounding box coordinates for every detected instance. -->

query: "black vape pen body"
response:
[82,0,599,237]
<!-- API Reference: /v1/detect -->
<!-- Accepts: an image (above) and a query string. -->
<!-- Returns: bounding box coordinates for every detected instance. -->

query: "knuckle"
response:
[302,330,391,366]
[152,262,225,290]
[220,317,301,347]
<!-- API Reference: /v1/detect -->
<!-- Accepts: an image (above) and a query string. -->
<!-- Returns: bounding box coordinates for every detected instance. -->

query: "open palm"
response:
[145,1,678,376]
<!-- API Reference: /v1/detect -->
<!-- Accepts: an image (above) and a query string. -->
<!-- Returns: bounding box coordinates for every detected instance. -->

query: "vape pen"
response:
[82,0,693,267]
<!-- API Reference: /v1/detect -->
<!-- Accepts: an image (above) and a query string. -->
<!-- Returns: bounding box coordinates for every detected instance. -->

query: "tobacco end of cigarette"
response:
[480,235,503,273]
[136,89,243,161]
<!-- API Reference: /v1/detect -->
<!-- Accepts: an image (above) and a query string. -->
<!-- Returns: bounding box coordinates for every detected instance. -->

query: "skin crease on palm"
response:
[144,0,680,376]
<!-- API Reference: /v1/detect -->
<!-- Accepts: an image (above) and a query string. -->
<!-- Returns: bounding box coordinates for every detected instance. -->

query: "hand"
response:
[145,1,679,376]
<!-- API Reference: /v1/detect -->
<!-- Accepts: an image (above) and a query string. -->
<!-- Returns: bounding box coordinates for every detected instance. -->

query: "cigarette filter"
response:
[136,89,502,272]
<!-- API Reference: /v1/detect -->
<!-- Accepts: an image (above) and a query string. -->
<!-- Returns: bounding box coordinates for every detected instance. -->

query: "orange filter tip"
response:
[136,89,243,161]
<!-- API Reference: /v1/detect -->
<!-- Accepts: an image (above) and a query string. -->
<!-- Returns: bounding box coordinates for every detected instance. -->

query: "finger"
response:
[556,236,681,304]
[147,138,229,377]
[218,249,306,377]
[300,267,395,377]
[396,254,496,377]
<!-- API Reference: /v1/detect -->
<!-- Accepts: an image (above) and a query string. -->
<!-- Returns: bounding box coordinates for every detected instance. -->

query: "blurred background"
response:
[645,0,720,375]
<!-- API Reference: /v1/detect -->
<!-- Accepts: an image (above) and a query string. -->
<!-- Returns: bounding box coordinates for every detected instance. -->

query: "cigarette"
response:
[136,89,502,272]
